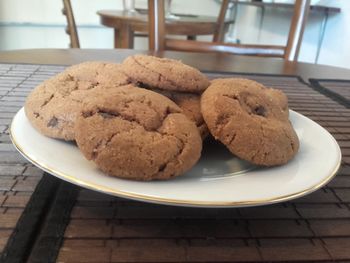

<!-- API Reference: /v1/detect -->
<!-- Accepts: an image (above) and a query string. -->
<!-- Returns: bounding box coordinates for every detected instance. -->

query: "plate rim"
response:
[10,108,342,207]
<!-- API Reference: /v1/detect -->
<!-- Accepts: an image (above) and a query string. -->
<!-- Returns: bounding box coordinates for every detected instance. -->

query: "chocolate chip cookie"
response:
[201,78,299,166]
[121,54,210,93]
[25,61,130,140]
[75,85,202,181]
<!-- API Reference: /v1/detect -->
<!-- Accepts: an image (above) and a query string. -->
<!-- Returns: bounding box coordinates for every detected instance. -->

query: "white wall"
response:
[0,0,349,69]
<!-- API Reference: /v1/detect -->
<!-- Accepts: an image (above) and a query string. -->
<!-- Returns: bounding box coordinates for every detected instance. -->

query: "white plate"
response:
[11,108,341,207]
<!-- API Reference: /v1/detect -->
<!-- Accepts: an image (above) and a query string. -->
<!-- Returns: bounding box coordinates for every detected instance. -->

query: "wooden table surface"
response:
[0,49,350,262]
[0,48,350,80]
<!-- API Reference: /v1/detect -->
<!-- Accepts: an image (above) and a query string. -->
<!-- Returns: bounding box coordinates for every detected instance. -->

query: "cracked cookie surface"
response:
[24,61,130,140]
[201,78,299,166]
[121,54,210,93]
[75,85,202,181]
[148,88,209,139]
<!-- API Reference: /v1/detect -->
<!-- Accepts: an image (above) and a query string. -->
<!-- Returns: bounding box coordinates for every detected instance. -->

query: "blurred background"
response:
[0,0,348,68]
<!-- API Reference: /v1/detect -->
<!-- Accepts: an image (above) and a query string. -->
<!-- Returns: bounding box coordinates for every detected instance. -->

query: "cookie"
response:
[121,54,210,93]
[25,61,130,140]
[148,88,209,139]
[75,85,202,181]
[201,78,299,166]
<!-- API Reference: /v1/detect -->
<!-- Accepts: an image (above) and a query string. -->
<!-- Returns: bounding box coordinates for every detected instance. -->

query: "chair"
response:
[148,0,311,61]
[62,0,80,48]
[62,0,232,50]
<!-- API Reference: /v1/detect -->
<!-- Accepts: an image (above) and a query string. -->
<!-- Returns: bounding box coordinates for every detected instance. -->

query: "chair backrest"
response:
[62,0,80,48]
[148,0,310,61]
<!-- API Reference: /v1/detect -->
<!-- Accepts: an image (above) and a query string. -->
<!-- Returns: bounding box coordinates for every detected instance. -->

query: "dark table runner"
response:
[310,79,350,106]
[0,65,350,262]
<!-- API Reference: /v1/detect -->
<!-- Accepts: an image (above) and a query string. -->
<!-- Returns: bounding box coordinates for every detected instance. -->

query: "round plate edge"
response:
[10,108,342,208]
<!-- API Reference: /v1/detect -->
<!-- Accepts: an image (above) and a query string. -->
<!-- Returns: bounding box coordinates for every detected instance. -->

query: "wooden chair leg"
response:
[284,0,311,61]
[148,0,165,51]
[213,0,230,42]
[62,0,80,48]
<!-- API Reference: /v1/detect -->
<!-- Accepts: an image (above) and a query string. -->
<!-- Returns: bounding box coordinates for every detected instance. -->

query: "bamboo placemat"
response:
[310,79,350,106]
[0,64,66,261]
[1,67,350,262]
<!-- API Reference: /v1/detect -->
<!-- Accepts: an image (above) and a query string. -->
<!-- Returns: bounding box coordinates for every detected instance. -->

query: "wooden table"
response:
[0,49,350,262]
[97,10,232,48]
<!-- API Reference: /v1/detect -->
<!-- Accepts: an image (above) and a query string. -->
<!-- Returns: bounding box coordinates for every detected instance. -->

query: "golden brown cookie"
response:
[148,88,209,139]
[201,78,299,166]
[75,85,202,181]
[25,61,130,140]
[121,54,210,93]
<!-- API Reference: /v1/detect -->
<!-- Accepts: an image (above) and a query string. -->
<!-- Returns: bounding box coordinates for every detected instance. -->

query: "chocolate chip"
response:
[254,105,266,116]
[47,117,58,127]
[158,164,166,172]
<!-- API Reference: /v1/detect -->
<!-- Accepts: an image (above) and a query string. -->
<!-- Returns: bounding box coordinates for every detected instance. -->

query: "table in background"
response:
[0,49,349,262]
[97,10,232,48]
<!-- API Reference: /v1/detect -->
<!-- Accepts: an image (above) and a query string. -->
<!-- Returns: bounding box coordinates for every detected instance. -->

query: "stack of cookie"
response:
[25,55,299,181]
[121,55,210,138]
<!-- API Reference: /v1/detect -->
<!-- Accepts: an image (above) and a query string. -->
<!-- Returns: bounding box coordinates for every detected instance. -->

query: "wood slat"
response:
[0,63,65,257]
